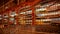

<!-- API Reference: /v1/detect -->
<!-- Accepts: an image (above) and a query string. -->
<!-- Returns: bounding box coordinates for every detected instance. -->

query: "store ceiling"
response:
[0,0,59,7]
[0,0,27,7]
[0,0,51,7]
[0,0,9,7]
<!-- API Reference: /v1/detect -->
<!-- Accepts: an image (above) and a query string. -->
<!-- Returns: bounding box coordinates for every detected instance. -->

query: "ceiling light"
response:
[36,8,46,12]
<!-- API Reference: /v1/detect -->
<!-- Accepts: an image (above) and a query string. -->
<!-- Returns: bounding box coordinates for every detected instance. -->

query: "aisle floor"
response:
[0,25,59,34]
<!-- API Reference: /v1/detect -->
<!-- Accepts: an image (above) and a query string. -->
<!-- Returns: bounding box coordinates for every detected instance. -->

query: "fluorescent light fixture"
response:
[36,18,60,22]
[40,19,52,21]
[20,6,30,10]
[46,11,60,15]
[0,18,2,20]
[4,15,8,18]
[53,4,60,7]
[37,14,47,16]
[9,18,14,21]
[14,21,17,24]
[4,19,7,20]
[37,11,60,17]
[36,8,46,11]
[52,18,60,21]
[0,15,2,20]
[10,12,17,17]
[0,15,1,16]
[14,22,17,24]
[20,12,26,14]
[26,10,32,14]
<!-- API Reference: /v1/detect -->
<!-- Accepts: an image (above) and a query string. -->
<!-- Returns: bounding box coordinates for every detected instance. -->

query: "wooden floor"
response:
[0,25,59,34]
